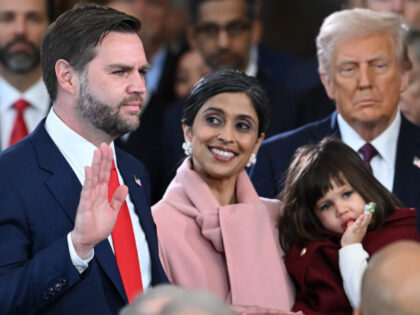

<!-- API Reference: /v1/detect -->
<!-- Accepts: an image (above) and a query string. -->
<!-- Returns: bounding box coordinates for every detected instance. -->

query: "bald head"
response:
[357,241,420,315]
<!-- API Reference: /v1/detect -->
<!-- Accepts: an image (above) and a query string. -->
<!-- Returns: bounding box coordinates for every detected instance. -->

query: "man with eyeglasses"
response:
[184,0,300,137]
[188,0,259,74]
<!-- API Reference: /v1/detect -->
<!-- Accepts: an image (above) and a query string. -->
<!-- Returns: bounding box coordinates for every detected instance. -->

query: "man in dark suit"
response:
[0,4,168,314]
[0,0,51,150]
[250,8,420,229]
[187,0,300,137]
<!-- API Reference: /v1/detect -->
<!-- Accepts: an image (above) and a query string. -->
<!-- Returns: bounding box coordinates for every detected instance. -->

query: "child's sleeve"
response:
[338,243,369,309]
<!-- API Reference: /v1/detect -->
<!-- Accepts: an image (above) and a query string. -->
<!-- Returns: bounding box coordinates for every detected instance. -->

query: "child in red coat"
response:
[278,138,420,315]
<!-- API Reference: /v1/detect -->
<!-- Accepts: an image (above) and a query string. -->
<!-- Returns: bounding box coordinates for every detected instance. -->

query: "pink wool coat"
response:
[152,158,295,311]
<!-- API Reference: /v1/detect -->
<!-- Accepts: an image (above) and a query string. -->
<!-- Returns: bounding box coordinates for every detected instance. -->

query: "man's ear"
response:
[320,72,336,100]
[55,59,79,96]
[400,68,411,93]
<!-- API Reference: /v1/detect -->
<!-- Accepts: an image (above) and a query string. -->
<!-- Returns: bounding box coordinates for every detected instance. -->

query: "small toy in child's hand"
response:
[364,202,376,214]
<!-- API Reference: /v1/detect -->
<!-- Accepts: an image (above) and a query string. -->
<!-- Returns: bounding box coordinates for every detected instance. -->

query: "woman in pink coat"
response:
[152,70,296,313]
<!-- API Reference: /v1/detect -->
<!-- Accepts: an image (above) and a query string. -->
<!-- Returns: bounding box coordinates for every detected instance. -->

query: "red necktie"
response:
[9,99,30,146]
[358,143,378,173]
[108,161,143,302]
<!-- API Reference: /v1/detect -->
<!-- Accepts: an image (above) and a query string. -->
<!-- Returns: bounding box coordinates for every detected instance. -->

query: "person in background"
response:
[158,289,236,315]
[185,0,300,137]
[363,0,420,28]
[120,284,236,315]
[355,240,420,315]
[174,48,210,99]
[0,4,168,314]
[0,0,51,150]
[400,27,420,125]
[250,9,420,232]
[278,138,420,314]
[120,284,187,315]
[153,70,296,313]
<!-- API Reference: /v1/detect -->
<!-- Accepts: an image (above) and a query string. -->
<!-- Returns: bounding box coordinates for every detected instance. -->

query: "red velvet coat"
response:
[285,208,420,315]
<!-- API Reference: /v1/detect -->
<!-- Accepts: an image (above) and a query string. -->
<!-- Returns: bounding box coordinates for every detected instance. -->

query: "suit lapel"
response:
[312,111,341,140]
[393,116,420,207]
[115,149,150,229]
[32,122,81,224]
[32,122,128,303]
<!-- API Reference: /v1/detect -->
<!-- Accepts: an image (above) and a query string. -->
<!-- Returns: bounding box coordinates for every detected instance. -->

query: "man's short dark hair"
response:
[41,3,141,101]
[189,0,256,25]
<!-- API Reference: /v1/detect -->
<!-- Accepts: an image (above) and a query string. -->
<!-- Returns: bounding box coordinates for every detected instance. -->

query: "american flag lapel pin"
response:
[413,156,420,169]
[133,175,142,187]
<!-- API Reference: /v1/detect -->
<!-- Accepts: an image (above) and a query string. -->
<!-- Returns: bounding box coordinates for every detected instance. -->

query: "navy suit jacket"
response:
[250,112,420,229]
[0,121,168,315]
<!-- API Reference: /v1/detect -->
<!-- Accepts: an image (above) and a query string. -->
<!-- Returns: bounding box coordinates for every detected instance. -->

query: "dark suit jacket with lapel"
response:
[249,111,420,229]
[0,121,168,315]
[255,68,301,138]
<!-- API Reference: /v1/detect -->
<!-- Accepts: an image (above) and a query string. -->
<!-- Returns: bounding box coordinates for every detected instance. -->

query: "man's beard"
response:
[206,50,246,72]
[76,75,142,138]
[0,36,40,73]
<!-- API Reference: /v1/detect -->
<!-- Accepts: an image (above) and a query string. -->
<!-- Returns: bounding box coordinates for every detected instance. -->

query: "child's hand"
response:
[340,213,372,247]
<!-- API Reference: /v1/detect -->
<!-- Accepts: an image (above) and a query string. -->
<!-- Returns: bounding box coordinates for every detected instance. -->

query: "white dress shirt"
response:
[337,111,401,192]
[44,108,152,290]
[245,45,258,78]
[145,46,167,96]
[0,76,50,150]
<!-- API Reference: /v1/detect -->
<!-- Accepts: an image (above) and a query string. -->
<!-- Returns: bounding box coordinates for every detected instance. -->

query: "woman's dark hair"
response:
[278,137,402,251]
[182,69,271,136]
[41,3,141,101]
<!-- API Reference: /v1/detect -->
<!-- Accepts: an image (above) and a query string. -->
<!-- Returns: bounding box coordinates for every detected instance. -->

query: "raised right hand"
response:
[71,143,128,258]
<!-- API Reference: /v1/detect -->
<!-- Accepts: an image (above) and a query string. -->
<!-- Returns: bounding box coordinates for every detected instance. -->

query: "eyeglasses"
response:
[195,20,251,39]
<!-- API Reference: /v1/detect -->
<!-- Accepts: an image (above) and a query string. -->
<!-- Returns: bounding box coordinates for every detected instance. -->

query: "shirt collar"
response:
[45,108,117,183]
[337,110,401,167]
[145,46,168,94]
[245,45,258,77]
[24,78,50,112]
[0,76,20,111]
[0,75,49,112]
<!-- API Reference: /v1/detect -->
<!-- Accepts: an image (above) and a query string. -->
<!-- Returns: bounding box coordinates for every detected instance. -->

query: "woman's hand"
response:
[341,213,372,248]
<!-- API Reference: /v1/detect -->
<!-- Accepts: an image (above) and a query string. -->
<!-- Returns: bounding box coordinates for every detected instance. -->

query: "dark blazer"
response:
[0,121,168,315]
[255,68,300,137]
[250,112,420,229]
[117,93,171,205]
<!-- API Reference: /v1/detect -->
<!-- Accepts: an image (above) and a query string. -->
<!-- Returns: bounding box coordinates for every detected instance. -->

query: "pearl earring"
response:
[182,140,192,156]
[246,153,257,167]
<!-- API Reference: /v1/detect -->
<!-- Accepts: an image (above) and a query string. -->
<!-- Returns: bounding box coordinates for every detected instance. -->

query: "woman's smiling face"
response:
[184,92,264,181]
